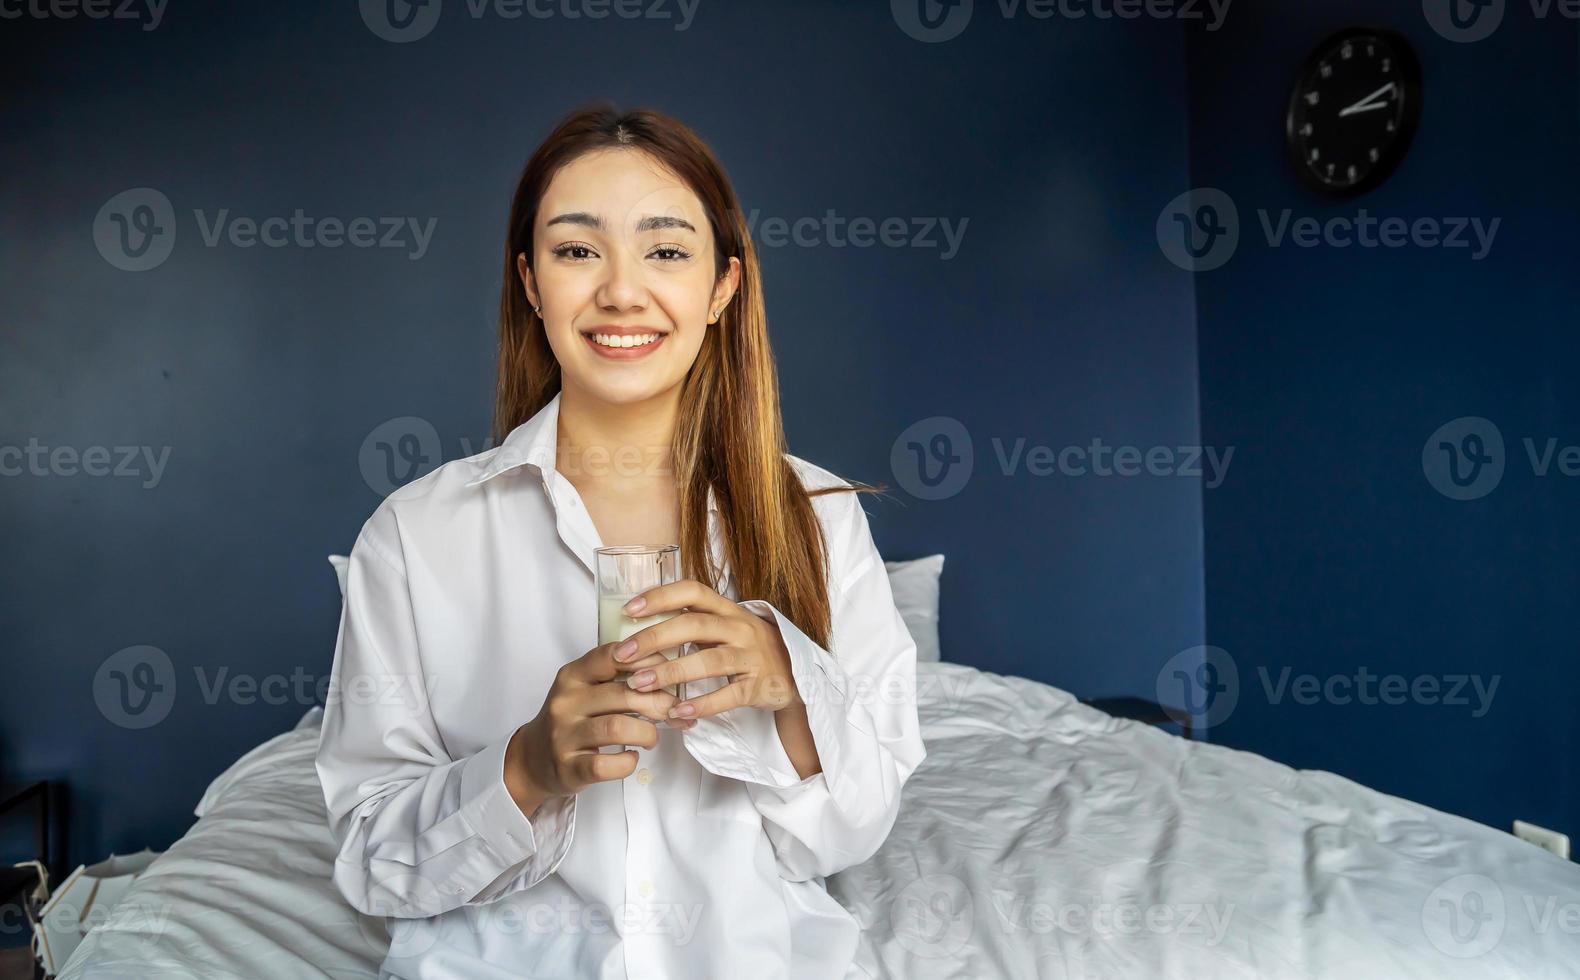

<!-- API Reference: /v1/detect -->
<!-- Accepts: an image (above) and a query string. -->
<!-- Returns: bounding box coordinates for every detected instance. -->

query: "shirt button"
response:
[639,880,654,898]
[636,767,652,785]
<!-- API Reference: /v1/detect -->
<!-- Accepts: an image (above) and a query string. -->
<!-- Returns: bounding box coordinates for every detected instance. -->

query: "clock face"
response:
[1286,29,1422,196]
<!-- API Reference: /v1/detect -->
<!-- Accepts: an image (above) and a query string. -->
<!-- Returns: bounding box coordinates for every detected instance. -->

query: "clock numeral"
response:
[1305,91,1320,106]
[1347,164,1358,180]
[1320,62,1332,79]
[1368,147,1379,162]
[1341,42,1353,60]
[1386,118,1396,133]
[1299,122,1313,137]
[1367,43,1376,58]
[1325,163,1335,176]
[1381,57,1391,72]
[1309,148,1320,162]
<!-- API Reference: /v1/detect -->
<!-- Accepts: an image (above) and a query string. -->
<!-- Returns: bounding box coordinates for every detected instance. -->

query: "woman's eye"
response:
[551,242,597,262]
[651,244,692,262]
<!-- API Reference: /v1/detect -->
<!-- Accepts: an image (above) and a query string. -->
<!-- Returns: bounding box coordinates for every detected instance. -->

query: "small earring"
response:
[533,306,541,315]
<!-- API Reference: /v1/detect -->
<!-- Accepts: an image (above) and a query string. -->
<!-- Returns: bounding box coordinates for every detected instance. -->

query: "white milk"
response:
[598,594,685,700]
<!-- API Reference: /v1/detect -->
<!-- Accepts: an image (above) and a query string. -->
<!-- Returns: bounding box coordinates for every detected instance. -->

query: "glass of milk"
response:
[595,544,688,751]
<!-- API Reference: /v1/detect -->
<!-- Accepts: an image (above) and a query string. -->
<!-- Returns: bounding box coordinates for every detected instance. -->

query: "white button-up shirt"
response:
[315,391,926,979]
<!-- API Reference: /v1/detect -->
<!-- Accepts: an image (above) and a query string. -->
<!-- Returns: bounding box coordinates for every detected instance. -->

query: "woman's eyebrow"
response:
[544,212,697,233]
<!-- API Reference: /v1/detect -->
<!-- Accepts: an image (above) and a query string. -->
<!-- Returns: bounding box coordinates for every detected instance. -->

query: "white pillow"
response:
[884,554,944,662]
[328,554,348,598]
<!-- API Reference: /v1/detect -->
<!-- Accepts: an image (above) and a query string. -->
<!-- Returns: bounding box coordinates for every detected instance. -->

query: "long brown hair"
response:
[493,103,885,652]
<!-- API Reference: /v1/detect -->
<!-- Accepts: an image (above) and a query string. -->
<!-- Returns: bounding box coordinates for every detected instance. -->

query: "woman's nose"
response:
[595,248,648,311]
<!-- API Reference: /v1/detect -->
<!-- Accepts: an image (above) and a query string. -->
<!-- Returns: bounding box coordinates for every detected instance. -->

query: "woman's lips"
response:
[582,332,667,360]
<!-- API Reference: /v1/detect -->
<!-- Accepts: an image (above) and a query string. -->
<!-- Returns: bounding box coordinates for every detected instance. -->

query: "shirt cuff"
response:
[458,729,576,874]
[679,599,850,797]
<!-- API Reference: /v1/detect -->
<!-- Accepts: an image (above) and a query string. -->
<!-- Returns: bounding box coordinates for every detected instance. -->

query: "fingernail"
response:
[670,702,695,718]
[624,596,646,615]
[629,669,656,688]
[616,640,638,660]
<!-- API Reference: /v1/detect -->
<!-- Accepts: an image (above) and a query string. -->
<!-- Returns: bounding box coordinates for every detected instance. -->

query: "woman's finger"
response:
[611,611,746,666]
[667,679,750,720]
[571,749,638,785]
[620,578,737,621]
[626,645,751,693]
[570,712,659,752]
[584,679,678,720]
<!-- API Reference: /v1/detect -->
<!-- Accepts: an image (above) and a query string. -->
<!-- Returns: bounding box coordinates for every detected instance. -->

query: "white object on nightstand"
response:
[1513,820,1571,860]
[35,849,162,976]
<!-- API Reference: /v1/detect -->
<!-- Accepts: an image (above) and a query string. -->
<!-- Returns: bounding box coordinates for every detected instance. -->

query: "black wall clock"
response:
[1285,28,1423,196]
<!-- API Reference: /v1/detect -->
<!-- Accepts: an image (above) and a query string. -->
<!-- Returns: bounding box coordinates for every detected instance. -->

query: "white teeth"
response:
[591,333,660,349]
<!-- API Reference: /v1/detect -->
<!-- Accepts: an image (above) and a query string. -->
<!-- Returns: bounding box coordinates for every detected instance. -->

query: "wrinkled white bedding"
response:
[61,662,1580,979]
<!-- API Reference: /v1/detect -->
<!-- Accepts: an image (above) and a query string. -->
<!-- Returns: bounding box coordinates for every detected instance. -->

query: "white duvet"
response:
[62,662,1580,979]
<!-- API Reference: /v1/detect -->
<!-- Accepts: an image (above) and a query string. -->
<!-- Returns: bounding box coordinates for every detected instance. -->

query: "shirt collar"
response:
[465,390,719,515]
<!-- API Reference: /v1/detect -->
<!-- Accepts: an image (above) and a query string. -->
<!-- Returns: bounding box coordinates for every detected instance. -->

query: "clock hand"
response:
[1338,102,1389,117]
[1337,82,1396,118]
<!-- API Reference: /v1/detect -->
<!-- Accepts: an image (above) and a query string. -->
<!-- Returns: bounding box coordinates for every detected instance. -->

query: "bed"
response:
[59,660,1580,979]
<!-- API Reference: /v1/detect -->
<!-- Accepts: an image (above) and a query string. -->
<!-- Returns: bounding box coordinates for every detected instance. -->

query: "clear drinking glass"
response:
[595,544,687,752]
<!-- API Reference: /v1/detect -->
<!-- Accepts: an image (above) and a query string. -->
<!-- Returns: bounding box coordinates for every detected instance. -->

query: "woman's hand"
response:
[504,642,693,817]
[612,579,802,721]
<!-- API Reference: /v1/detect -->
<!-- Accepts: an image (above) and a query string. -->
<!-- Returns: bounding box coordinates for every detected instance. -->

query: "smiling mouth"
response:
[580,329,669,359]
[583,331,665,349]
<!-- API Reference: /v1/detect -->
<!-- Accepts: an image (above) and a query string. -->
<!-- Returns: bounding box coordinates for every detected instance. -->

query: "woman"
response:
[315,104,926,979]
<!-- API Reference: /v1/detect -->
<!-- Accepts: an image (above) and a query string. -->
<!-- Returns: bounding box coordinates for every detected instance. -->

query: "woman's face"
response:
[518,148,740,408]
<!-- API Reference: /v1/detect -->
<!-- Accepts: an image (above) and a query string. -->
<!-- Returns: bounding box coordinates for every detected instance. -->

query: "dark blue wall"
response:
[1186,2,1580,832]
[1,2,1201,865]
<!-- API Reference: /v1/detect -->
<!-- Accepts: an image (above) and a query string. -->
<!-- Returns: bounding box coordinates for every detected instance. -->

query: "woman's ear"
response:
[516,253,539,310]
[711,256,742,320]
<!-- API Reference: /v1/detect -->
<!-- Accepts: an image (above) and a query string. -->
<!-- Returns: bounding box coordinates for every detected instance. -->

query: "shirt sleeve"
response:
[314,502,576,918]
[680,490,927,881]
